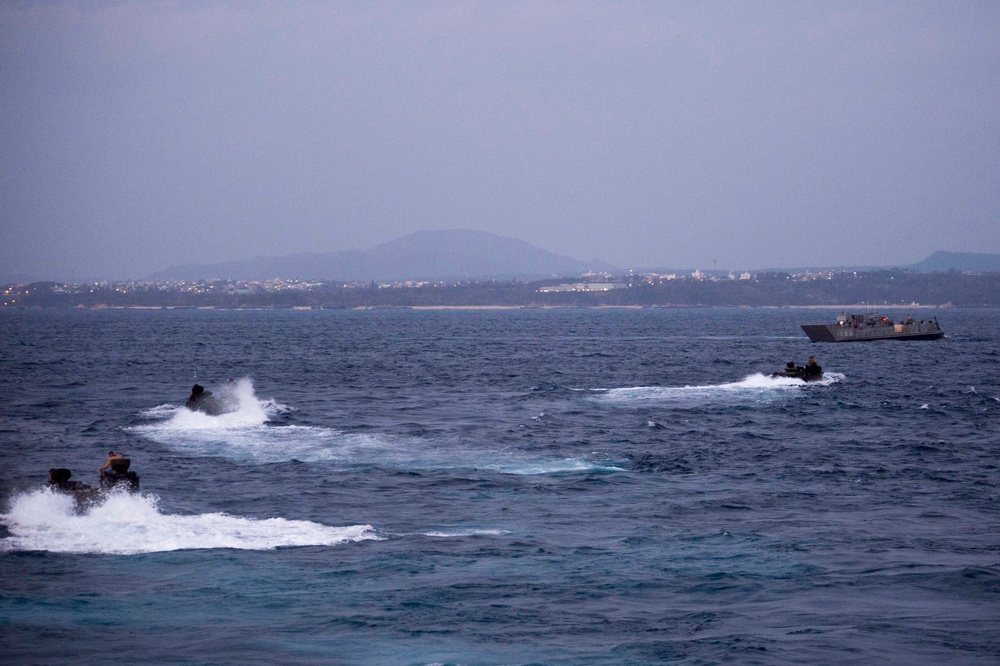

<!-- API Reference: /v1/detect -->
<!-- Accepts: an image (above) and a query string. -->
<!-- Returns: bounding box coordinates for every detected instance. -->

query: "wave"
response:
[592,372,845,405]
[0,488,378,555]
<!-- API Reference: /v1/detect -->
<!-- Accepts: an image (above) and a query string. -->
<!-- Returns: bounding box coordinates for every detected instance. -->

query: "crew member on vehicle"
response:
[100,450,125,472]
[804,356,822,378]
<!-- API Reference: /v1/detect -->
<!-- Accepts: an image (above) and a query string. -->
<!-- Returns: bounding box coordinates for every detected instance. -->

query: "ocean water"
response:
[1,307,998,665]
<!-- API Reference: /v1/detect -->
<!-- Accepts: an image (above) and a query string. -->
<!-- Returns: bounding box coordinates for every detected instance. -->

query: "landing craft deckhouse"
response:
[801,312,944,342]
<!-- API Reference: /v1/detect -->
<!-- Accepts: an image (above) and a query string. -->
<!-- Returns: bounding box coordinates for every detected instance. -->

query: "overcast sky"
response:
[2,1,998,281]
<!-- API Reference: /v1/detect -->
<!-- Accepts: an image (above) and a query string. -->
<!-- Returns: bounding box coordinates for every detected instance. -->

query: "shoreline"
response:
[5,303,960,311]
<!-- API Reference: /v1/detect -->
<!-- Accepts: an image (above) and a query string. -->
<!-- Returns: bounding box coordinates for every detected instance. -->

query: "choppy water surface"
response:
[1,308,998,664]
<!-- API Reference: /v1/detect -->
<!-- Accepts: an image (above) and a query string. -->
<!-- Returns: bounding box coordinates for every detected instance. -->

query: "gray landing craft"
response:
[801,312,944,343]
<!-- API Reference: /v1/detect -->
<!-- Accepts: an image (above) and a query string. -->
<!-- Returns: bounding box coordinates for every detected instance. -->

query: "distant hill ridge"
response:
[145,230,1000,282]
[907,251,1000,273]
[147,229,619,282]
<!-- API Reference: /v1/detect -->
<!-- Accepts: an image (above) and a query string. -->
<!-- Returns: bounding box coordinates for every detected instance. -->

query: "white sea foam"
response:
[495,457,624,475]
[595,372,844,404]
[131,379,613,475]
[131,377,320,462]
[136,411,613,474]
[422,528,511,538]
[0,488,379,555]
[140,403,180,419]
[149,377,277,426]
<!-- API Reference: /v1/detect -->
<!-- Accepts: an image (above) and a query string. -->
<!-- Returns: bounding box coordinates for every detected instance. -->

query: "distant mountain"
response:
[907,251,1000,273]
[148,230,620,281]
[0,272,51,285]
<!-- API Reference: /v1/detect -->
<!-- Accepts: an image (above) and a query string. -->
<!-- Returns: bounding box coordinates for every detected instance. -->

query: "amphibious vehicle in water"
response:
[48,458,140,512]
[801,312,944,343]
[772,357,824,381]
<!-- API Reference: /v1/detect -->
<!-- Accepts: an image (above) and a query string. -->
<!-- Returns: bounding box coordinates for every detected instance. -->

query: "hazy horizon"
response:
[3,2,999,282]
[6,227,995,285]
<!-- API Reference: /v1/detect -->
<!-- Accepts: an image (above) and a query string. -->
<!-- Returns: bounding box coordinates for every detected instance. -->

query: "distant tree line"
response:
[5,270,1000,309]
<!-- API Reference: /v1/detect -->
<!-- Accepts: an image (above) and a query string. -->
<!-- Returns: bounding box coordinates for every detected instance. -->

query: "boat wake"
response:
[0,488,378,555]
[132,380,616,475]
[138,377,285,428]
[593,372,844,405]
[418,528,512,538]
[135,420,619,474]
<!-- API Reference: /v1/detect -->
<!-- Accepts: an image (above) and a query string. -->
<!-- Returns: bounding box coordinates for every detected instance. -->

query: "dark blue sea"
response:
[2,307,998,665]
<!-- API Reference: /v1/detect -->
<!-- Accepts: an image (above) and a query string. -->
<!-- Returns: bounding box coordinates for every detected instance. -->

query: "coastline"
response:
[6,303,958,311]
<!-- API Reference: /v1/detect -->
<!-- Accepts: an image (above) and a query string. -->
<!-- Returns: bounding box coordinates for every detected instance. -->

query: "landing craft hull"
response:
[802,315,944,342]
